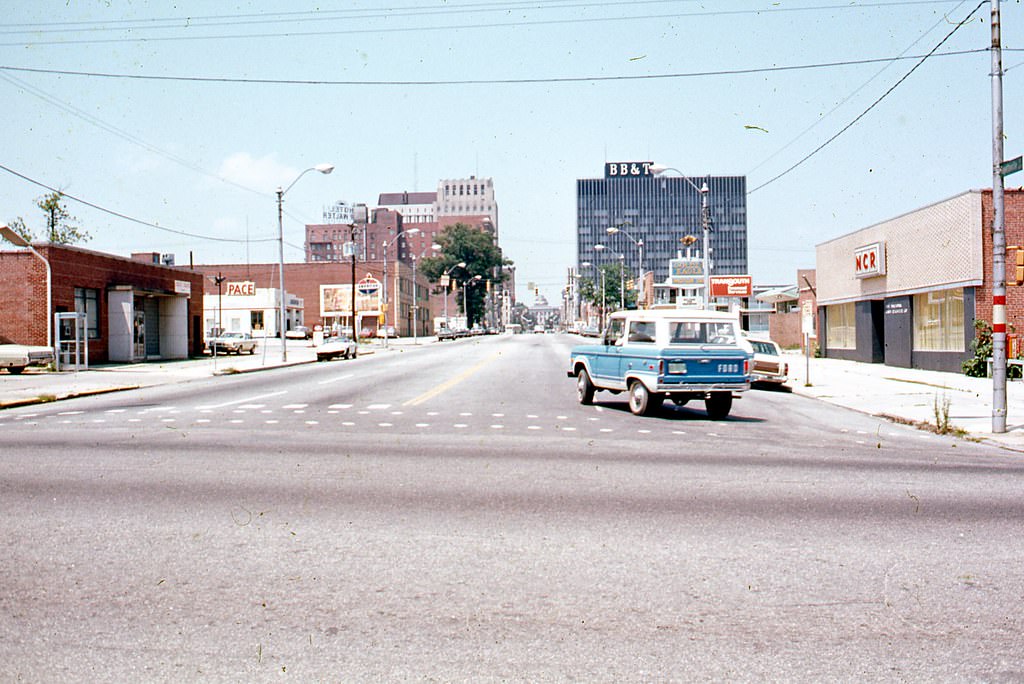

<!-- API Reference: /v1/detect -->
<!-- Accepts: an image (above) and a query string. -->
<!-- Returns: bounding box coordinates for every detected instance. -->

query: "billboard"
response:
[669,258,705,287]
[320,276,382,316]
[709,275,752,298]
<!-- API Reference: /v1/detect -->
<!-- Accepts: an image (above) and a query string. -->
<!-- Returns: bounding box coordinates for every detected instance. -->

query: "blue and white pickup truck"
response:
[567,308,753,418]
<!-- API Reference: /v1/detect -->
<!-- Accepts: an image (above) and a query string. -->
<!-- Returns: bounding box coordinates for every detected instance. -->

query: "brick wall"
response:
[977,189,1024,335]
[196,261,439,335]
[0,244,206,361]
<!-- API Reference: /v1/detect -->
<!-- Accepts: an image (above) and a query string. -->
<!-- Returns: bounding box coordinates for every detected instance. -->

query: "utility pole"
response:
[992,0,1007,432]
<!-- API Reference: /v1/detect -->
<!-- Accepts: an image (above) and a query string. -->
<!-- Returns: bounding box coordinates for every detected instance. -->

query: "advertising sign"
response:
[320,278,382,316]
[854,241,886,278]
[801,300,815,335]
[226,281,256,297]
[669,258,705,287]
[709,275,752,298]
[604,161,654,178]
[323,201,354,224]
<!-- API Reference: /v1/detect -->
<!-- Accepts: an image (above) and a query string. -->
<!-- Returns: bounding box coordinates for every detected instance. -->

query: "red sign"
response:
[226,281,256,296]
[709,275,752,297]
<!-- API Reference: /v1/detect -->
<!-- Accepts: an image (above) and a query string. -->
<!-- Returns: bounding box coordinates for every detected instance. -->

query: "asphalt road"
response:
[1,334,1022,682]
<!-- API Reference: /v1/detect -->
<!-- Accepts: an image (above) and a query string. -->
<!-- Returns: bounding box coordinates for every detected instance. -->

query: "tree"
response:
[419,222,512,326]
[36,192,90,245]
[580,262,636,315]
[5,217,32,243]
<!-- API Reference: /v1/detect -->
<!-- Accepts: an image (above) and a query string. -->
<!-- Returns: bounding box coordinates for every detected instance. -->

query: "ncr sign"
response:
[854,242,886,279]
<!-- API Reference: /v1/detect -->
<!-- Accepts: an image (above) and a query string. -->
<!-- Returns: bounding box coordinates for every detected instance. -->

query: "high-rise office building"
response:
[576,161,747,292]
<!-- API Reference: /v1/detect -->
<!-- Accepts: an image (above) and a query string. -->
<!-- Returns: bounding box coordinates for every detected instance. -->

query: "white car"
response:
[207,331,258,355]
[747,337,788,384]
[317,336,357,361]
[0,336,55,374]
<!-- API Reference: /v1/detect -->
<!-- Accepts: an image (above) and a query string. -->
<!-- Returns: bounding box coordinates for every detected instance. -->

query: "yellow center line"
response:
[403,351,501,407]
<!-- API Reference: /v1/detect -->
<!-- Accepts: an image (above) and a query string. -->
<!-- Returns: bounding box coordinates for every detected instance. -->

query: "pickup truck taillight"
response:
[744,358,751,375]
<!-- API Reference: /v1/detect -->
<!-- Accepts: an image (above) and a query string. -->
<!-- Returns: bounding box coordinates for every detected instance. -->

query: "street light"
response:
[606,223,644,307]
[441,262,467,330]
[1,223,52,348]
[650,163,711,309]
[592,244,608,325]
[381,227,421,347]
[463,274,483,328]
[276,162,334,361]
[411,244,441,345]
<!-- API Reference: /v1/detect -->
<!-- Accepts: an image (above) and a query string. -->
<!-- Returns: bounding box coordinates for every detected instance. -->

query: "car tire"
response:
[7,366,24,375]
[628,380,663,416]
[576,368,595,405]
[705,392,733,420]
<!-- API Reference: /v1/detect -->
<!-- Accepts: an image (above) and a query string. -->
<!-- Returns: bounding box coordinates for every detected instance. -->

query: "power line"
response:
[0,49,986,87]
[747,0,986,195]
[0,161,278,244]
[0,1,969,47]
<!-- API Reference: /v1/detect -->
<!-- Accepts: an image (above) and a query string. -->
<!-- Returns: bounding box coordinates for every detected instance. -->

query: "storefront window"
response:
[913,289,964,352]
[74,287,99,339]
[251,311,264,331]
[826,302,855,350]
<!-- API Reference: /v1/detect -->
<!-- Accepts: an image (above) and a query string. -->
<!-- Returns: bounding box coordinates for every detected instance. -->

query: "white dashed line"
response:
[198,391,286,410]
[328,404,352,410]
[283,404,308,410]
[367,404,391,410]
[415,423,430,428]
[454,423,468,429]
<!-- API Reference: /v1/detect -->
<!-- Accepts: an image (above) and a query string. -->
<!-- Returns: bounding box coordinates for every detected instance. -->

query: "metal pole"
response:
[992,0,1007,432]
[638,240,644,308]
[619,255,625,309]
[412,257,419,345]
[382,244,389,348]
[351,223,358,355]
[701,182,711,310]
[276,187,287,362]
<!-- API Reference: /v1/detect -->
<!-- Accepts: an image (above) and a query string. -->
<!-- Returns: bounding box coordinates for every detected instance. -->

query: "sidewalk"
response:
[0,337,412,409]
[785,351,1024,452]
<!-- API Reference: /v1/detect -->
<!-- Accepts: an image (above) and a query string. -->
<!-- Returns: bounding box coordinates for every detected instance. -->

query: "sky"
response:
[1,0,1021,304]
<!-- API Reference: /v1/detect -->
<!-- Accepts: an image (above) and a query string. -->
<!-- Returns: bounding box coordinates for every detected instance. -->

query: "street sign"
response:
[801,300,815,335]
[1001,156,1023,177]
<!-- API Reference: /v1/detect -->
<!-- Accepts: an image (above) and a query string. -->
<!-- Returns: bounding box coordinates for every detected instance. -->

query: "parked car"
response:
[375,325,398,339]
[285,326,311,340]
[580,325,600,338]
[567,309,753,418]
[316,336,357,361]
[207,331,258,355]
[747,336,788,385]
[0,336,55,374]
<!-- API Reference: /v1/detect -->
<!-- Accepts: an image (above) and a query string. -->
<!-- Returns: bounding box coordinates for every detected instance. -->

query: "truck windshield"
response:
[668,321,736,346]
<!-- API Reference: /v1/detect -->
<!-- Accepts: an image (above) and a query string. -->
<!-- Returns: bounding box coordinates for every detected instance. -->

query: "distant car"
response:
[580,325,600,338]
[533,325,546,334]
[207,331,258,355]
[0,336,55,374]
[747,337,788,384]
[375,325,398,339]
[317,336,357,361]
[285,326,311,340]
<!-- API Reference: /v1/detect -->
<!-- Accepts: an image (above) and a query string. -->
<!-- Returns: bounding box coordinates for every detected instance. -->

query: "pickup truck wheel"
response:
[576,368,595,405]
[7,366,25,375]
[705,392,733,420]
[628,380,663,416]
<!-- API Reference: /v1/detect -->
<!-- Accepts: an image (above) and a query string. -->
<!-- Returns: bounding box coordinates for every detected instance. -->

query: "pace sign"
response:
[605,161,654,178]
[226,281,256,297]
[854,241,886,278]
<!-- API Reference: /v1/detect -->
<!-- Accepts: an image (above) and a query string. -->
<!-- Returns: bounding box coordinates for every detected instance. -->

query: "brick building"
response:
[0,245,205,363]
[815,189,1024,371]
[195,260,437,338]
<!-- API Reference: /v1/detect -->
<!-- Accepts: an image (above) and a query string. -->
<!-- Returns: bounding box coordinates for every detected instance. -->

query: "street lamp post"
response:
[606,223,644,307]
[441,262,467,331]
[650,164,711,309]
[276,162,334,362]
[1,223,52,348]
[381,228,421,348]
[410,244,440,346]
[593,244,609,326]
[463,274,483,328]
